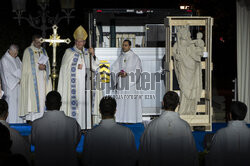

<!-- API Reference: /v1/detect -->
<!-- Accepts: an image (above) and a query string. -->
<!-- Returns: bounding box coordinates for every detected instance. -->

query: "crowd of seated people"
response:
[0,91,250,166]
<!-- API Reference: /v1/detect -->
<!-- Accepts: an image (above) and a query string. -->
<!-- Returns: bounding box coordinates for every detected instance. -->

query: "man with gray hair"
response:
[0,44,23,123]
[19,35,52,122]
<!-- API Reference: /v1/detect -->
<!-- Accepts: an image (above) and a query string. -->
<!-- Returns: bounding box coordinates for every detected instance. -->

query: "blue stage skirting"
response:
[9,122,250,153]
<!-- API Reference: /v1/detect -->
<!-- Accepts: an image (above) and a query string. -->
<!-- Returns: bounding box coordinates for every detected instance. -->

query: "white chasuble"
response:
[58,46,100,129]
[19,44,52,121]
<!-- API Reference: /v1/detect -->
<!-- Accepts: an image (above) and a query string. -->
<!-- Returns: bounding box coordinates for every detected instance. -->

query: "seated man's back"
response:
[207,101,250,166]
[31,91,81,166]
[139,91,198,166]
[1,120,31,163]
[83,96,137,166]
[0,99,30,163]
[139,111,198,166]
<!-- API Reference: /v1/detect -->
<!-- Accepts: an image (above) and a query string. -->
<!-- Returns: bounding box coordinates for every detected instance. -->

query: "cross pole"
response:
[40,25,71,90]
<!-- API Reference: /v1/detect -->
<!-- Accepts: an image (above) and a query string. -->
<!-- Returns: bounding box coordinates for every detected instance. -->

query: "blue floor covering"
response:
[9,122,249,153]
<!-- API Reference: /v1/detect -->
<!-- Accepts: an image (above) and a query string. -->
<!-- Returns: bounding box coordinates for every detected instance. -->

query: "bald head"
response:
[8,44,19,58]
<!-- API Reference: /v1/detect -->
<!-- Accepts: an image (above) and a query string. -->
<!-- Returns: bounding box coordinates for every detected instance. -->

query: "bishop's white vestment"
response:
[207,120,250,166]
[139,110,198,166]
[31,110,81,166]
[111,50,142,123]
[58,46,100,129]
[0,51,23,123]
[19,44,52,121]
[83,119,137,166]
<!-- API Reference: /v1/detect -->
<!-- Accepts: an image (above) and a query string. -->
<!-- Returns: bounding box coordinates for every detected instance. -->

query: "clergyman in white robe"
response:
[139,91,198,166]
[206,101,250,166]
[58,46,99,129]
[83,96,137,166]
[58,25,102,129]
[111,42,142,123]
[19,38,52,121]
[83,119,137,166]
[139,110,198,166]
[0,48,23,123]
[31,110,81,166]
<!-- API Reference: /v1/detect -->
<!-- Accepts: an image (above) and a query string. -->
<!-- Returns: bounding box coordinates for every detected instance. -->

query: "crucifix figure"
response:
[40,25,71,90]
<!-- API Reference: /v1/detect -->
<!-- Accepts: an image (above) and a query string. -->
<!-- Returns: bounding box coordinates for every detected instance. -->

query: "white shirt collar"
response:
[30,43,42,51]
[228,120,247,127]
[5,50,14,59]
[43,110,65,116]
[121,49,133,56]
[160,110,180,117]
[73,46,85,54]
[100,119,116,126]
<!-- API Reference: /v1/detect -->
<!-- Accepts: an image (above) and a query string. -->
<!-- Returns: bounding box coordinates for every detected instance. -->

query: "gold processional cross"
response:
[40,25,71,90]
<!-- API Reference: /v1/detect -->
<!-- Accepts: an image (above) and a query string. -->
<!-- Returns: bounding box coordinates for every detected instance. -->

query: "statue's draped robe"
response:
[58,46,100,129]
[173,37,203,115]
[0,51,23,123]
[19,44,52,120]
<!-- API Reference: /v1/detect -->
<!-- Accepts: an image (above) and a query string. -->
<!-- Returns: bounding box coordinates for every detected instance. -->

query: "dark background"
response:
[0,0,237,110]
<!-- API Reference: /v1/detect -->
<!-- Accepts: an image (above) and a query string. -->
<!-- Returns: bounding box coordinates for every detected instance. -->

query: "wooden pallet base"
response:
[180,115,212,131]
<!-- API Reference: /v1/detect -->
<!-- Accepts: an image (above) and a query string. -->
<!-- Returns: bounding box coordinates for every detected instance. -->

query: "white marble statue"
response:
[172,26,205,115]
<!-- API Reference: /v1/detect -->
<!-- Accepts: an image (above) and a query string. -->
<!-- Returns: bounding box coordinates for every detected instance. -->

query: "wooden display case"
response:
[164,16,213,131]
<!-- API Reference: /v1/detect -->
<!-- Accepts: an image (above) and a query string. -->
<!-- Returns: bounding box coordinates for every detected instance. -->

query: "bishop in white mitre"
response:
[58,26,100,129]
[0,44,23,123]
[19,35,52,121]
[111,39,142,123]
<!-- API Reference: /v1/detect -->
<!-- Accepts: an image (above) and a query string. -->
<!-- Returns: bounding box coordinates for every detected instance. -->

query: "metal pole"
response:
[88,11,93,128]
[51,42,57,91]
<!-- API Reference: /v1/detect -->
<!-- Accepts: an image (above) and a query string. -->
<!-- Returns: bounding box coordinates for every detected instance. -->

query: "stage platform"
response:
[9,122,250,153]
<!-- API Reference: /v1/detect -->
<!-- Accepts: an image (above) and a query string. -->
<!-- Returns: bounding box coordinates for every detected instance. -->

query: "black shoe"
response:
[193,126,205,131]
[81,129,89,134]
[26,120,32,125]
